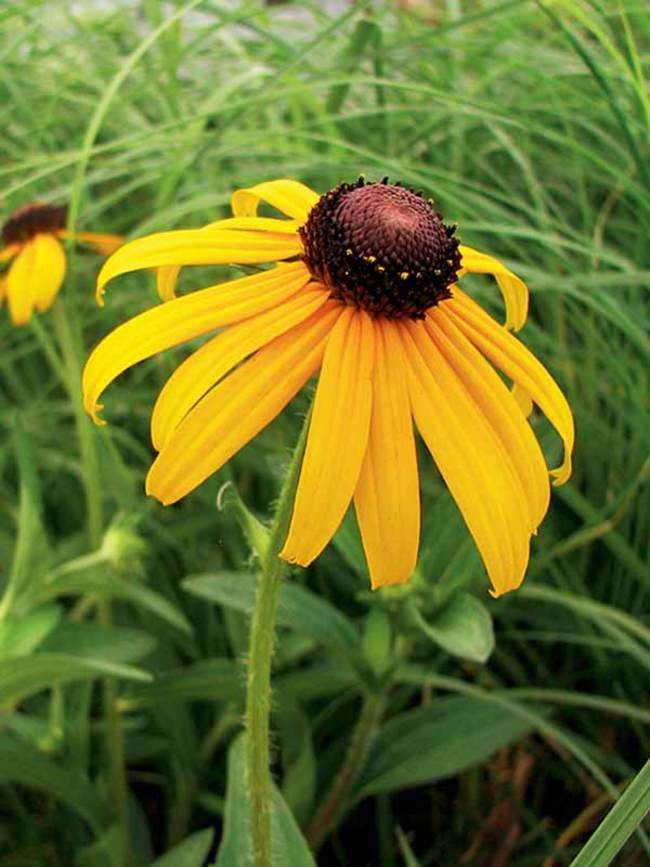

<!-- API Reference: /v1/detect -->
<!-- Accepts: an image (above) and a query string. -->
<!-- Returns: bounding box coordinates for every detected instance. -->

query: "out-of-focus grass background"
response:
[0,1,648,865]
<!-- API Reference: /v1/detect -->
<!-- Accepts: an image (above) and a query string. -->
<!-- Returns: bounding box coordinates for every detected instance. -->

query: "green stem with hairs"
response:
[245,410,311,867]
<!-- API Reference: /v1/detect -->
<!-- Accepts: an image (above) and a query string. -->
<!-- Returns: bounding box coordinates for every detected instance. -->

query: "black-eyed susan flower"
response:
[82,178,574,596]
[0,202,123,325]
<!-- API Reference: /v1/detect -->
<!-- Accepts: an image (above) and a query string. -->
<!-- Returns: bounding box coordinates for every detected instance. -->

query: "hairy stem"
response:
[245,411,310,867]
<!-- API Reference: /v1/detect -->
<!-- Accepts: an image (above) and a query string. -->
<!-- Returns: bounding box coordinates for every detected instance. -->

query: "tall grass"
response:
[0,1,648,865]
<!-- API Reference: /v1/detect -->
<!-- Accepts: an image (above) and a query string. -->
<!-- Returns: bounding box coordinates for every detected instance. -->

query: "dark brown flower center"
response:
[300,177,461,319]
[1,203,67,245]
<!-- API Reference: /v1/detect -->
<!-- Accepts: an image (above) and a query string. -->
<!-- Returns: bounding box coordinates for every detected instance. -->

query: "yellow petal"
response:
[157,265,181,302]
[96,226,303,304]
[152,218,301,302]
[354,320,420,588]
[58,229,124,256]
[0,243,20,263]
[0,275,6,303]
[511,382,533,418]
[146,302,343,504]
[83,262,311,424]
[6,235,65,325]
[151,284,331,451]
[459,244,529,331]
[231,180,320,223]
[400,319,531,596]
[429,307,550,529]
[447,288,574,485]
[281,308,374,567]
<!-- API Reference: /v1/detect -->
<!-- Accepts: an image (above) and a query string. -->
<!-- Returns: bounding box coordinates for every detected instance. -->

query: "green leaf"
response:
[355,696,531,796]
[217,481,269,561]
[0,603,62,658]
[569,759,650,867]
[151,829,214,867]
[213,733,316,867]
[414,594,495,663]
[0,652,152,708]
[183,572,359,655]
[121,658,243,711]
[42,622,157,665]
[278,704,316,825]
[37,569,192,634]
[396,826,423,867]
[0,733,107,832]
[2,416,49,614]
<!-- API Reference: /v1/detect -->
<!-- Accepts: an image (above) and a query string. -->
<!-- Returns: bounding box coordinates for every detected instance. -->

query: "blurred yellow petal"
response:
[146,302,343,504]
[281,308,374,567]
[354,320,420,588]
[0,243,20,263]
[59,229,124,256]
[232,180,320,223]
[83,261,311,424]
[448,288,574,485]
[151,284,331,451]
[401,319,531,596]
[157,265,181,302]
[512,382,533,417]
[429,307,550,529]
[96,227,303,304]
[459,244,529,331]
[6,234,66,325]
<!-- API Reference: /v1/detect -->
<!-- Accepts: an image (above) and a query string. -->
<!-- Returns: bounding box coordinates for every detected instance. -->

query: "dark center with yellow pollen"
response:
[1,203,67,246]
[300,177,461,319]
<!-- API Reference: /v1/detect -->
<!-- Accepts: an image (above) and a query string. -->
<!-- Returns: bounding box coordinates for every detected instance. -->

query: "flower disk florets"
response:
[1,203,67,245]
[300,177,461,319]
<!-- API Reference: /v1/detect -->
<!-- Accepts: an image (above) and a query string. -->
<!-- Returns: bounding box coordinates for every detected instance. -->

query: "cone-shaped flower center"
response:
[2,203,67,245]
[300,178,461,318]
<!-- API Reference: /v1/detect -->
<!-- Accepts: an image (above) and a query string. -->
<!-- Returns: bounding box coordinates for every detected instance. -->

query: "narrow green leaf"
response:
[0,652,152,708]
[151,829,214,867]
[0,733,108,832]
[213,733,316,867]
[0,603,62,658]
[42,622,157,665]
[183,572,359,655]
[120,658,243,711]
[569,759,650,867]
[356,696,531,796]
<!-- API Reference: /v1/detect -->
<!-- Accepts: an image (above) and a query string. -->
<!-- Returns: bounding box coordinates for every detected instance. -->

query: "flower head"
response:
[82,178,574,596]
[0,202,123,325]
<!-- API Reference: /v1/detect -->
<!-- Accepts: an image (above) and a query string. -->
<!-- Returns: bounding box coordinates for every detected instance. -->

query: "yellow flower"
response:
[82,178,574,596]
[0,203,123,325]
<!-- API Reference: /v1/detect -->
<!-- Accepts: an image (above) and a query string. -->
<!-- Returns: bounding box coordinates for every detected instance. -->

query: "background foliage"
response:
[0,1,648,865]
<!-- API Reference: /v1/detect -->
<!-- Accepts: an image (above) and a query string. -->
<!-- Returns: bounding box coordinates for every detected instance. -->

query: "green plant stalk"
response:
[245,410,311,867]
[50,292,129,864]
[306,689,384,850]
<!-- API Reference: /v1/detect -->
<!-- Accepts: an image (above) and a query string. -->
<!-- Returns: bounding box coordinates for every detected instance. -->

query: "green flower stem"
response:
[245,410,311,867]
[306,689,384,850]
[50,294,129,863]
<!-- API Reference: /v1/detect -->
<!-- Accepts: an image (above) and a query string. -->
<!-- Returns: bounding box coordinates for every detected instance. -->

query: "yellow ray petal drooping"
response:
[6,234,66,325]
[95,225,303,303]
[354,320,420,588]
[448,288,574,484]
[281,308,374,567]
[458,244,529,331]
[150,285,330,450]
[146,302,343,504]
[83,262,311,423]
[401,319,531,596]
[428,308,550,529]
[157,265,182,302]
[231,179,320,223]
[59,229,124,256]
